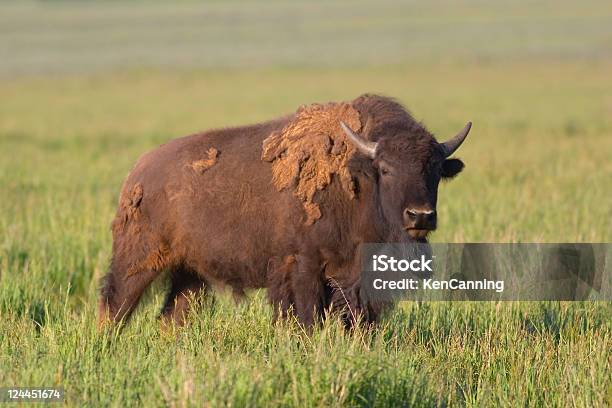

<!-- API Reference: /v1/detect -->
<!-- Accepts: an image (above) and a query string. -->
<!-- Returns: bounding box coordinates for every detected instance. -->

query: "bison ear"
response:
[441,158,464,179]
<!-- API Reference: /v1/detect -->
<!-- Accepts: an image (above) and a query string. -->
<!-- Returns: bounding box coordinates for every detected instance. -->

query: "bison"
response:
[98,94,471,328]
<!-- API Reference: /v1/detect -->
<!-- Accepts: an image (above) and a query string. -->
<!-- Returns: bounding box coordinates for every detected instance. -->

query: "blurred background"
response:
[2,0,611,75]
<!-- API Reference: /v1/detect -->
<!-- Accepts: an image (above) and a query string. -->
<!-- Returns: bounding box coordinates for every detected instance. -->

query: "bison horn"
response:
[440,122,472,157]
[340,121,378,159]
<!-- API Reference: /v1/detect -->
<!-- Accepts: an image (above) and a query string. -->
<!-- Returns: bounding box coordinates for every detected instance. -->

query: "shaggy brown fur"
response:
[262,103,361,224]
[190,147,219,173]
[112,183,143,234]
[98,94,469,328]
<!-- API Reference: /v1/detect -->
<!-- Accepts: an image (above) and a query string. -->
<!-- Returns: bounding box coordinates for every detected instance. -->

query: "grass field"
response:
[1,1,611,407]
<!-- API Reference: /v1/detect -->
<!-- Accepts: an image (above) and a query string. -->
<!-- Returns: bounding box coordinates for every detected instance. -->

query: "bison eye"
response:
[380,167,390,176]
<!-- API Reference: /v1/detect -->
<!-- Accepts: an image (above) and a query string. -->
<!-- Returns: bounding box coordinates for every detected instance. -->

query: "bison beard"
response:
[98,94,470,329]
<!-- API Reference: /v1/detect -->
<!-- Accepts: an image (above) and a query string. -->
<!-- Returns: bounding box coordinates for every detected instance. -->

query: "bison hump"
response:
[261,102,361,225]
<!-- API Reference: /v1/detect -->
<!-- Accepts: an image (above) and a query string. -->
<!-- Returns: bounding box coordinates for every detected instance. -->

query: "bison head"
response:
[341,120,471,242]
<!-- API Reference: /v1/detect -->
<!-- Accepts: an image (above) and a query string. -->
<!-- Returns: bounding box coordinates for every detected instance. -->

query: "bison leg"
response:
[98,237,173,327]
[291,254,325,327]
[98,259,165,327]
[160,268,207,326]
[267,255,296,321]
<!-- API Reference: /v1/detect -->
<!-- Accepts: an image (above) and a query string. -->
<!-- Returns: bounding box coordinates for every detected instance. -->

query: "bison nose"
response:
[403,208,437,230]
